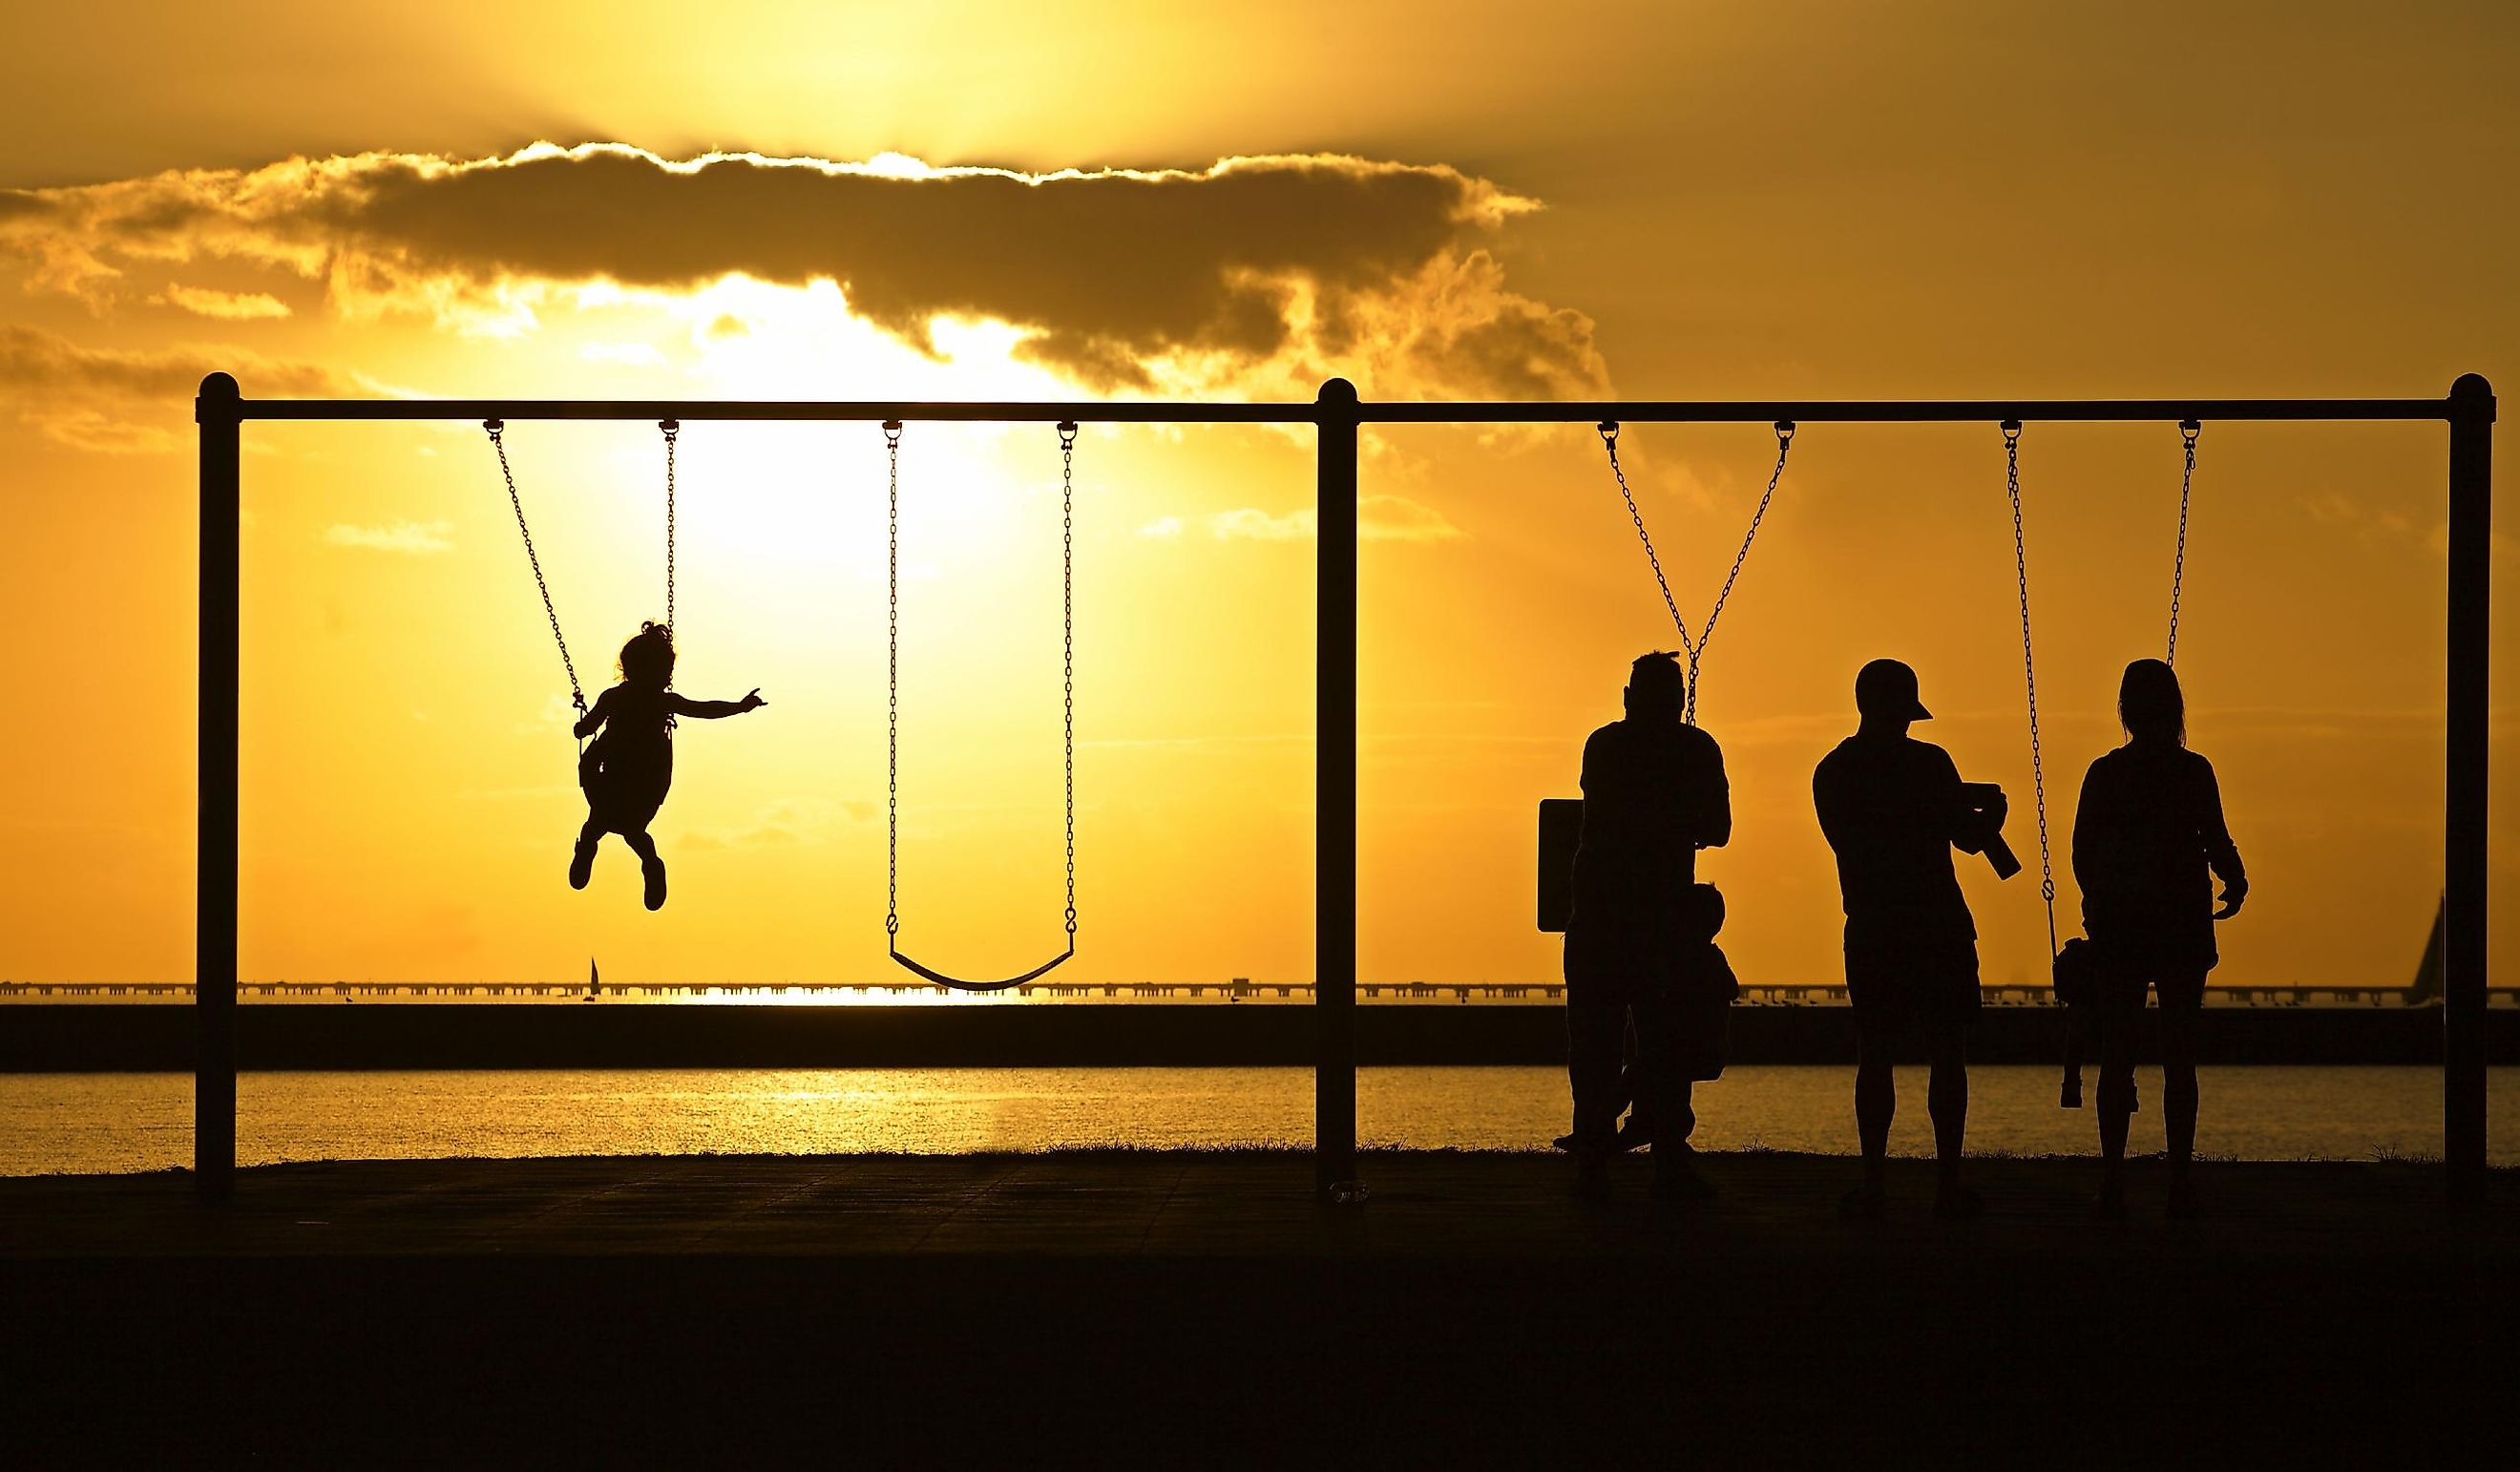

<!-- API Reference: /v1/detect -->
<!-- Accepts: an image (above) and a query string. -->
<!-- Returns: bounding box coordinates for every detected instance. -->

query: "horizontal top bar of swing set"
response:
[206,395,2471,425]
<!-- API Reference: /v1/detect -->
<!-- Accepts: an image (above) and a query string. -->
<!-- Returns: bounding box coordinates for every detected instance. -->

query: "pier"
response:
[1,978,2486,1005]
[5,994,2511,1071]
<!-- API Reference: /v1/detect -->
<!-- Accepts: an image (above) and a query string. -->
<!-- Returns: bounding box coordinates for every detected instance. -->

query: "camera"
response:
[1958,781,2021,879]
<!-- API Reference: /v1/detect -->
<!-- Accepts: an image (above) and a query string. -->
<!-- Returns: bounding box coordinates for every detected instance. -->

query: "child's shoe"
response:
[569,837,598,891]
[641,852,667,911]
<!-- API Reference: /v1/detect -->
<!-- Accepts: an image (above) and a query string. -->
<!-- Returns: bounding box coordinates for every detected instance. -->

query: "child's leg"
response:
[570,817,603,890]
[624,828,666,911]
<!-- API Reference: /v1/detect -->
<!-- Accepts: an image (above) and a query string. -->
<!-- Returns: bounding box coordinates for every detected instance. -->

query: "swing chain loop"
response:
[484,420,586,714]
[1060,422,1079,935]
[885,421,901,936]
[661,420,679,636]
[1597,419,1795,725]
[2003,423,2059,956]
[1597,420,1689,662]
[2168,419,2199,666]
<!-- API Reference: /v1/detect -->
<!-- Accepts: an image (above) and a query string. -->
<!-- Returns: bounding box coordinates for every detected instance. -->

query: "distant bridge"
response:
[0,979,2493,1008]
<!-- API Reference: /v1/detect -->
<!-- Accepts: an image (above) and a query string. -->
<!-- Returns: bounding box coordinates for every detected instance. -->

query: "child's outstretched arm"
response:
[668,689,767,720]
[572,688,612,739]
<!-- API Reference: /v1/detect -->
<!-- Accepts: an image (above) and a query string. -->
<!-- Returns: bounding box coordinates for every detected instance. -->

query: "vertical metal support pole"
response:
[2445,372,2494,1209]
[1315,378,1361,1200]
[196,373,241,1199]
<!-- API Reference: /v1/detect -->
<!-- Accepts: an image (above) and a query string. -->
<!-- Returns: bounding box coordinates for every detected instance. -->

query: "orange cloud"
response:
[0,144,1609,400]
[156,284,292,320]
[0,324,359,452]
[1163,494,1466,543]
[322,519,454,555]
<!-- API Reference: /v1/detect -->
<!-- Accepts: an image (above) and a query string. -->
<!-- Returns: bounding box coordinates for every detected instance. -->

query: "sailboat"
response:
[2407,896,2444,1007]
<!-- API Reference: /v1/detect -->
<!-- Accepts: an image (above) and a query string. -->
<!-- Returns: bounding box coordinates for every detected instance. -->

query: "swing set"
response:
[192,371,2495,1209]
[482,414,1081,989]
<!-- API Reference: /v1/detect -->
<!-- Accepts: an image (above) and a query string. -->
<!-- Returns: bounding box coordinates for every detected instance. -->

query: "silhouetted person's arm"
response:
[2070,759,2108,896]
[667,689,767,720]
[1812,760,1850,856]
[2198,758,2247,918]
[1929,747,2000,854]
[572,688,612,740]
[664,690,761,721]
[1692,732,1732,850]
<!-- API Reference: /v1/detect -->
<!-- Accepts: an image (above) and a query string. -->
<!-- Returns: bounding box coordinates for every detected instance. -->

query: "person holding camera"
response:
[1814,659,2011,1220]
[2072,659,2245,1220]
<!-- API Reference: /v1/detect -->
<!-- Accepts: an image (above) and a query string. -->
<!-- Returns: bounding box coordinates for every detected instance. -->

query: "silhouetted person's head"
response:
[1854,658,1932,734]
[2119,658,2184,747]
[1625,651,1686,723]
[620,621,676,690]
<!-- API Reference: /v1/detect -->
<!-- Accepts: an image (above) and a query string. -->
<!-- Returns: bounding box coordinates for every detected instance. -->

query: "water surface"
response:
[6,1065,2510,1175]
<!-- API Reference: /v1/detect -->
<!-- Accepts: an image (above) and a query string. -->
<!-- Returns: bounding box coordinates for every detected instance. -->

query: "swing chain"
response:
[885,420,902,936]
[1597,421,1688,652]
[1690,420,1794,723]
[2166,418,2198,666]
[1060,421,1079,936]
[484,420,585,714]
[2003,420,2058,956]
[661,419,680,636]
[1596,419,1795,725]
[883,418,1080,974]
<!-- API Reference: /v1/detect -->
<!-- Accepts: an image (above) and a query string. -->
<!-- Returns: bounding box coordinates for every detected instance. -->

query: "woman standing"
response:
[2071,660,2246,1219]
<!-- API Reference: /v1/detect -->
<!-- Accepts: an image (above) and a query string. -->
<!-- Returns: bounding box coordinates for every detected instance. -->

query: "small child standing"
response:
[569,622,766,911]
[1640,882,1737,1199]
[1670,883,1738,1081]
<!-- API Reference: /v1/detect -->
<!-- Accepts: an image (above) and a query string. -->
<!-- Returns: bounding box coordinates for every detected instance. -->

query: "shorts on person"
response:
[2088,929,2209,1012]
[1843,929,1980,1040]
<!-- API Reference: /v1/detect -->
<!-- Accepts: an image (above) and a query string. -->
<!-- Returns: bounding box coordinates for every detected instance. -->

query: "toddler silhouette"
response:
[569,621,765,910]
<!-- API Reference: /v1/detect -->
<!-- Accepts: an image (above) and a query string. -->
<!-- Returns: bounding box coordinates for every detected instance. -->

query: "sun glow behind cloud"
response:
[0,84,2502,1001]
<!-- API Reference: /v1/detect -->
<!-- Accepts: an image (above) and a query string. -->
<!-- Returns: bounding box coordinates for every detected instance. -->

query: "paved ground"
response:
[5,1151,2513,1465]
[0,1147,2509,1257]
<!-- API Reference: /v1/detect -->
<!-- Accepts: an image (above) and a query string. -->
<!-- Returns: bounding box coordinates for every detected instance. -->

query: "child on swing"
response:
[569,621,766,910]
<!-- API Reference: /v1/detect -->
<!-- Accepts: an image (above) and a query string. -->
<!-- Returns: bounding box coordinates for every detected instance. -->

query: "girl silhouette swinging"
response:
[569,621,766,910]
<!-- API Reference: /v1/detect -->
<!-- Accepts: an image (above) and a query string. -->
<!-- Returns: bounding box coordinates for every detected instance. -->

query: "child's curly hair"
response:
[618,621,676,688]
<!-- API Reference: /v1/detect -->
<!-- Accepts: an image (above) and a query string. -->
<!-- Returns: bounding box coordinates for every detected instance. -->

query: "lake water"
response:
[4,1065,2511,1176]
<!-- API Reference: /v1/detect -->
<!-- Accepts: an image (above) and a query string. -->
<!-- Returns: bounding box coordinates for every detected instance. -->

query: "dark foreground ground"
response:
[4,1151,2513,1466]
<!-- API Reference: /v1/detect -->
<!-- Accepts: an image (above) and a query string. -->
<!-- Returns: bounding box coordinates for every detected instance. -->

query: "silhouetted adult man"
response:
[1563,652,1730,1200]
[1814,659,2006,1219]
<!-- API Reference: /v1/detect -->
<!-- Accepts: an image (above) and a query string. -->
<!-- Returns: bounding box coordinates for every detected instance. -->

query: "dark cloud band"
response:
[2,146,1609,398]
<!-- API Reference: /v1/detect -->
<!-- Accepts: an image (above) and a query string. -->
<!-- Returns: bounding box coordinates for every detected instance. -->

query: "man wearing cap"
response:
[1814,658,2008,1219]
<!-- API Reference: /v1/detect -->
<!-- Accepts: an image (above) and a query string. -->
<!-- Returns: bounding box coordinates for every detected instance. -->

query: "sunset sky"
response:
[2,1,2514,994]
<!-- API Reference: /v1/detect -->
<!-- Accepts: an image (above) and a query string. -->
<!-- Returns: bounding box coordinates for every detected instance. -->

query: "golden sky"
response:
[2,1,2514,991]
